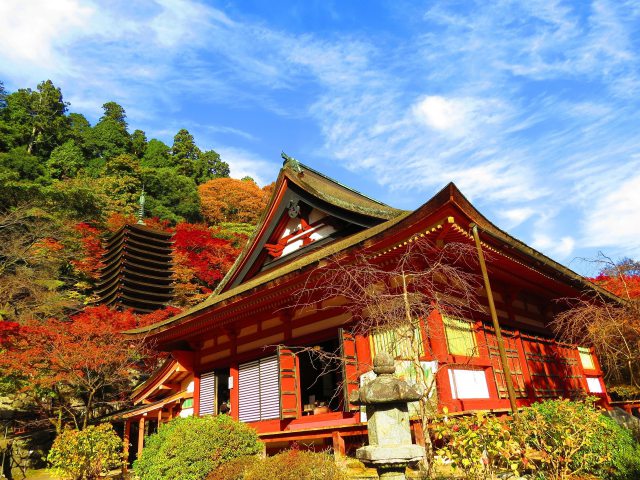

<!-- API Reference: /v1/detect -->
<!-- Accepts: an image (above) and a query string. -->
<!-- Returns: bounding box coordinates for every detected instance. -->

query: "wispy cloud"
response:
[1,0,639,267]
[214,147,277,187]
[582,172,640,256]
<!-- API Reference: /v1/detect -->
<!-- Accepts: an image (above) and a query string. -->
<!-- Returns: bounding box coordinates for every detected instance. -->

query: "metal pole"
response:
[471,224,518,412]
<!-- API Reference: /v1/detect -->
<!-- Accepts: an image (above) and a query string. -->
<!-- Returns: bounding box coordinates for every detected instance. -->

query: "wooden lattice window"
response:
[578,347,596,370]
[199,371,216,415]
[483,326,527,398]
[370,323,424,359]
[238,356,280,422]
[443,316,477,357]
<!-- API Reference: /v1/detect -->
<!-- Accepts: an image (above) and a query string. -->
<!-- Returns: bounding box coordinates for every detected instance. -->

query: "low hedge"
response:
[133,415,262,480]
[47,423,122,480]
[207,449,347,480]
[434,399,640,480]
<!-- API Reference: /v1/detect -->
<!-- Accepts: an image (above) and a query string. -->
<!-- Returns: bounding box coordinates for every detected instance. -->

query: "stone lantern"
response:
[350,353,426,480]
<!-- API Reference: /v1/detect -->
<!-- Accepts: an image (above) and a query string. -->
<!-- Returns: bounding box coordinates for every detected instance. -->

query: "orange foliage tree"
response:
[0,305,179,429]
[198,177,268,224]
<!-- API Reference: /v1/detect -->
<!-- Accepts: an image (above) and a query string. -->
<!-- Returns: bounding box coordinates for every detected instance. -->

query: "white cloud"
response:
[532,233,576,259]
[0,0,94,69]
[413,96,468,135]
[1,0,639,267]
[582,174,640,252]
[215,147,279,187]
[412,96,507,137]
[499,207,537,228]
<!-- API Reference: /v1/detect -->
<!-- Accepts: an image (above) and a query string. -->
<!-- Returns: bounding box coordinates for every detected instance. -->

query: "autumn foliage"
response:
[591,273,640,300]
[172,223,241,306]
[198,177,269,224]
[0,305,179,428]
[72,222,106,280]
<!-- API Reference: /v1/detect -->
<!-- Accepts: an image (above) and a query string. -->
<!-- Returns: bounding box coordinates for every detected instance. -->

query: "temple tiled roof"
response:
[124,162,620,338]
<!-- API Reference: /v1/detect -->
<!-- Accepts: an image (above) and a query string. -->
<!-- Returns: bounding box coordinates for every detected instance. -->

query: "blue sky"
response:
[1,0,639,275]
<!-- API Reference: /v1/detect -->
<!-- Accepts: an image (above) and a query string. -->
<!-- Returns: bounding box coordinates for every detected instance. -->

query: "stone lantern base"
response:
[356,444,424,480]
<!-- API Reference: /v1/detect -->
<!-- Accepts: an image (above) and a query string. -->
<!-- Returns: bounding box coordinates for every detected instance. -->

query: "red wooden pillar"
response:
[331,431,345,457]
[229,329,239,420]
[514,331,534,404]
[569,343,590,395]
[412,421,426,448]
[137,416,145,458]
[157,408,163,424]
[193,373,201,417]
[123,419,131,469]
[426,310,448,360]
[230,364,239,420]
[589,346,612,406]
[426,310,454,412]
[355,334,372,372]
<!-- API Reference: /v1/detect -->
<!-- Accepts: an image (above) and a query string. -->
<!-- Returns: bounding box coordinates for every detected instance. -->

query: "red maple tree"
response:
[72,222,106,280]
[0,305,179,429]
[172,223,241,306]
[591,273,640,300]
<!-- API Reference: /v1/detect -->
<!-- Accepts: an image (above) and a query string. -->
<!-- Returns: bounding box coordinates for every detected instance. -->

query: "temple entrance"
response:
[298,339,342,413]
[216,368,231,414]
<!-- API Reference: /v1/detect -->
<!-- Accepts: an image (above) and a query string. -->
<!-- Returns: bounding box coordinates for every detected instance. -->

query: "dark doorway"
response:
[298,339,342,412]
[216,369,230,415]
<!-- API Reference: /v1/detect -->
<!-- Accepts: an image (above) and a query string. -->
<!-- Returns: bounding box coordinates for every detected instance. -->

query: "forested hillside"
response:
[0,79,272,320]
[0,79,271,428]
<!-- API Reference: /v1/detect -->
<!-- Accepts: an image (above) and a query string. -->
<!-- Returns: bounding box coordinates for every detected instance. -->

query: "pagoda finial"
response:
[137,187,146,225]
[281,151,303,173]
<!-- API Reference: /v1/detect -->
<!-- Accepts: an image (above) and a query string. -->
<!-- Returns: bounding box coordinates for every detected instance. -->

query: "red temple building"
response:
[118,157,613,461]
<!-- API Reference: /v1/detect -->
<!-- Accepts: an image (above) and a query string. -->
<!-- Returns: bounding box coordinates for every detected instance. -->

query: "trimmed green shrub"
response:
[47,423,122,480]
[206,455,258,480]
[514,399,640,480]
[434,399,640,480]
[243,449,347,480]
[433,410,521,480]
[133,415,262,480]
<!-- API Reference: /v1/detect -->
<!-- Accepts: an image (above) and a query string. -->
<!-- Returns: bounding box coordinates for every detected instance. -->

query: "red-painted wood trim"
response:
[193,373,201,417]
[331,431,346,456]
[230,363,239,421]
[137,417,145,458]
[514,331,535,399]
[223,178,290,290]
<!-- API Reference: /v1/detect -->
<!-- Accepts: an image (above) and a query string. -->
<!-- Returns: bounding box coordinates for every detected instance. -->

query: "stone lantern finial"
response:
[373,352,395,375]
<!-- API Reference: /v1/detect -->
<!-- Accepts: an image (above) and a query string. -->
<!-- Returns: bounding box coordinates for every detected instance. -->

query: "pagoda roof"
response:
[125,160,620,340]
[103,225,173,255]
[94,223,175,314]
[101,243,173,265]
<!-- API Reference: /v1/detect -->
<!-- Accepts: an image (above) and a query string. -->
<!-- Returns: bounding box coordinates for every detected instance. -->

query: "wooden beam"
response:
[472,224,518,413]
[331,431,345,457]
[157,382,180,391]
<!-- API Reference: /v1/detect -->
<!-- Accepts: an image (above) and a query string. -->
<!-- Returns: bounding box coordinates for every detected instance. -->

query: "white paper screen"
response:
[448,368,490,399]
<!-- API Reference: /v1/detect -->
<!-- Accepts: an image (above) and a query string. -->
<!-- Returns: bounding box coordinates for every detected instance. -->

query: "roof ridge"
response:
[281,152,396,209]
